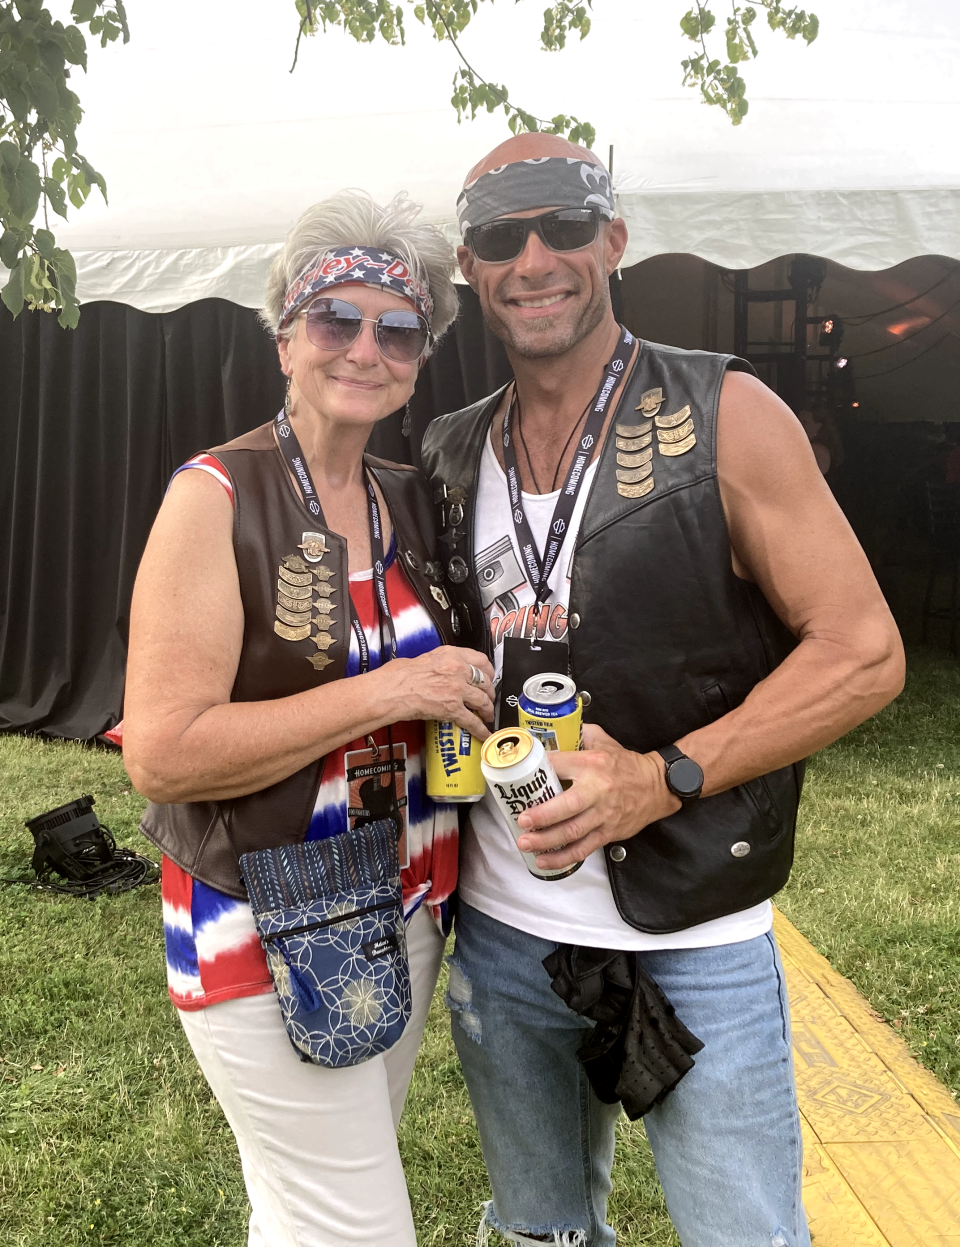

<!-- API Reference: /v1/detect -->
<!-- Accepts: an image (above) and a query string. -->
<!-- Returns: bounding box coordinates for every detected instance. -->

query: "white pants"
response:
[178,906,446,1247]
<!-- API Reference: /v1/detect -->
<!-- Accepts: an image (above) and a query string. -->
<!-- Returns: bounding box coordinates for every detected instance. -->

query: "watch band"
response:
[656,744,704,804]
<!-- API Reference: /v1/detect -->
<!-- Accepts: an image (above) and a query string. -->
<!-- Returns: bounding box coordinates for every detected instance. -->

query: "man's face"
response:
[458,206,628,359]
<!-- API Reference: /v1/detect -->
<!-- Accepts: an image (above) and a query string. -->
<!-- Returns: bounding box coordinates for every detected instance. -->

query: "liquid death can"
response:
[480,727,582,880]
[518,673,582,753]
[425,721,484,803]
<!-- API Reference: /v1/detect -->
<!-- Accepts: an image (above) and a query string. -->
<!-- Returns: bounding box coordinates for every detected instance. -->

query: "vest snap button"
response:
[405,549,420,572]
[731,841,751,858]
[449,503,464,526]
[609,844,626,862]
[580,690,592,708]
[569,612,581,629]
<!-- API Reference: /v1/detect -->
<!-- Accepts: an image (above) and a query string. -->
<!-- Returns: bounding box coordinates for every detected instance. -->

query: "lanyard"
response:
[501,324,634,611]
[274,410,397,674]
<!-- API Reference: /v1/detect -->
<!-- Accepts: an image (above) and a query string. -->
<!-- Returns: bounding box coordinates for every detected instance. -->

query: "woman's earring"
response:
[284,377,293,419]
[402,401,411,438]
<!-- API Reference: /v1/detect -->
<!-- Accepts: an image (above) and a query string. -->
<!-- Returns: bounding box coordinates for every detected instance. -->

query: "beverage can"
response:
[480,727,581,880]
[425,721,485,803]
[518,673,582,753]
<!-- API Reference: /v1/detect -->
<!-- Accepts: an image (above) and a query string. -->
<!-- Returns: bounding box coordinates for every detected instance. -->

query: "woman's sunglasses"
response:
[301,297,431,363]
[465,207,600,264]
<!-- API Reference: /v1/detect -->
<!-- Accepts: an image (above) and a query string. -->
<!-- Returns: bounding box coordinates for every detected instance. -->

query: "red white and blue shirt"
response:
[157,453,458,1011]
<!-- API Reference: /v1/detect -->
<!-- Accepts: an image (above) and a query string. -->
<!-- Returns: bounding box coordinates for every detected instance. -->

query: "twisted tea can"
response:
[480,727,581,880]
[518,673,582,753]
[425,721,484,803]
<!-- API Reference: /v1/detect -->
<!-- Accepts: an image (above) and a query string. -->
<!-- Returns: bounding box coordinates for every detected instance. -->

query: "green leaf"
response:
[42,176,68,218]
[57,295,80,327]
[0,229,22,269]
[34,227,55,259]
[71,0,97,23]
[0,256,26,318]
[26,67,60,117]
[1,151,42,226]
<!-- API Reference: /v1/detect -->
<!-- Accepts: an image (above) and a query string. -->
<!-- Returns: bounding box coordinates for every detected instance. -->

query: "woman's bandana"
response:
[456,156,616,236]
[279,246,434,331]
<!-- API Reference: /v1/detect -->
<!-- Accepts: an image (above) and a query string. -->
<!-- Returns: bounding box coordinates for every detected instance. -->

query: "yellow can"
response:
[425,721,485,803]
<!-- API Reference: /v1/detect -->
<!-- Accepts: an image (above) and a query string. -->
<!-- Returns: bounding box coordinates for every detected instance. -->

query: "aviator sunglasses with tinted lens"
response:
[466,207,600,263]
[302,297,431,362]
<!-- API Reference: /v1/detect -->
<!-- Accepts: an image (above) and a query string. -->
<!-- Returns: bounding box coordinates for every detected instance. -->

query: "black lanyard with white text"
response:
[274,410,397,675]
[501,324,634,615]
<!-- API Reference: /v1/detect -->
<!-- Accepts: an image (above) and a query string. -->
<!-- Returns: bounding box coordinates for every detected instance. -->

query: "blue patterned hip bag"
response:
[240,819,410,1068]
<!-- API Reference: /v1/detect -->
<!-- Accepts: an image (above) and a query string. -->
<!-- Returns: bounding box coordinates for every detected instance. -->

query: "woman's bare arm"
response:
[123,470,493,804]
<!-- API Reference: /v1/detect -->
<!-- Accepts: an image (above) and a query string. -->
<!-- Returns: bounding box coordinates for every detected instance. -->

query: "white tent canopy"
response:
[34,0,960,311]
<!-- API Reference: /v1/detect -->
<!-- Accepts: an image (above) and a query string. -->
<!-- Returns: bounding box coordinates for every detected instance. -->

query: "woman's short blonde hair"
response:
[262,189,459,351]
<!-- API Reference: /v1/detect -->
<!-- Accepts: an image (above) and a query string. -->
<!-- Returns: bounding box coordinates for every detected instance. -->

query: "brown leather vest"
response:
[139,421,458,898]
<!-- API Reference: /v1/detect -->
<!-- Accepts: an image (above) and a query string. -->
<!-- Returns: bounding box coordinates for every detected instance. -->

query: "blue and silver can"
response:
[518,674,582,753]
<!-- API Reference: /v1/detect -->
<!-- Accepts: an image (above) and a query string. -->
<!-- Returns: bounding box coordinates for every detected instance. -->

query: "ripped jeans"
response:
[448,903,809,1247]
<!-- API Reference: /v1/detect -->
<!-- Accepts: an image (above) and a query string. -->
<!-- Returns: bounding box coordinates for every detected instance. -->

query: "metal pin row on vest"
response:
[614,388,697,499]
[273,536,338,671]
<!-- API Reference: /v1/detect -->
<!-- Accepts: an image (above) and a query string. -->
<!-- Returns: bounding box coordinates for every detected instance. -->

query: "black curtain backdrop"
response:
[0,289,511,741]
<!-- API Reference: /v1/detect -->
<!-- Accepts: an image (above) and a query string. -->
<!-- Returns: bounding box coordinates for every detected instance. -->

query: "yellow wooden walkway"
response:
[774,911,960,1245]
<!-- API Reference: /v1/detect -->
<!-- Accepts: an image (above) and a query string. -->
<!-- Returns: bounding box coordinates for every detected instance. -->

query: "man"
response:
[420,133,904,1247]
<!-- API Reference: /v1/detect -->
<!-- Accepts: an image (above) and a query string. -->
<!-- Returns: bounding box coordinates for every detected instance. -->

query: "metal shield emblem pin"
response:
[635,388,663,416]
[312,631,336,651]
[299,532,329,562]
[430,584,451,610]
[307,653,334,671]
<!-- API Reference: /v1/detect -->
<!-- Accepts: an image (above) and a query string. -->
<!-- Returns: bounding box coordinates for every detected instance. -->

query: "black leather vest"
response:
[420,340,804,934]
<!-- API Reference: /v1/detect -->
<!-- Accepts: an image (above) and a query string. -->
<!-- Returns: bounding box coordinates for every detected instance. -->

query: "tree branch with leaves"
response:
[292,1,818,140]
[0,0,128,327]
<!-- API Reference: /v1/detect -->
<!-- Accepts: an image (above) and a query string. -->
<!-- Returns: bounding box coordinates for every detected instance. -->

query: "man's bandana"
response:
[456,156,616,236]
[279,246,434,331]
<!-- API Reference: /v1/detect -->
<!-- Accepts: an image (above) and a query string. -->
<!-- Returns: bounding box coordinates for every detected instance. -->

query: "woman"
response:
[123,190,494,1247]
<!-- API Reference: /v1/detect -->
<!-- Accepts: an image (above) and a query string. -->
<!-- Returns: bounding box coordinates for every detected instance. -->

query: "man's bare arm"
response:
[515,370,904,867]
[676,370,904,795]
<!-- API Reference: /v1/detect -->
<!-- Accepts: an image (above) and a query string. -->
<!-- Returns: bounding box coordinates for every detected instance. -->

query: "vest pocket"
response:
[699,679,786,841]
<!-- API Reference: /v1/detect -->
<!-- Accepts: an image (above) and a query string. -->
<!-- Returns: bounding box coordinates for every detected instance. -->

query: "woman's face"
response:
[278,282,422,427]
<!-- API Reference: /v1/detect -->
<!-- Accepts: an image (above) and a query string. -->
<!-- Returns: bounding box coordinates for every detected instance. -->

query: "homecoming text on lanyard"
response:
[501,324,634,614]
[274,410,398,673]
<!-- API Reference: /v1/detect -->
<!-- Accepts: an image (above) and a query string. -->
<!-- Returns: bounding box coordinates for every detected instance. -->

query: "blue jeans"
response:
[447,903,809,1247]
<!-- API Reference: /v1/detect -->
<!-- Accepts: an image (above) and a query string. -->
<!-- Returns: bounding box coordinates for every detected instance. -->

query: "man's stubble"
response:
[482,275,611,360]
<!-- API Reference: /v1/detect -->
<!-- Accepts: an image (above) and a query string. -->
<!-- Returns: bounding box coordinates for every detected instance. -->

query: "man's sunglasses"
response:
[301,297,431,363]
[465,207,601,264]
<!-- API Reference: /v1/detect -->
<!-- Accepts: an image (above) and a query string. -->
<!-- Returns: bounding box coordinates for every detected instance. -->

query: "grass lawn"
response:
[1,646,957,1246]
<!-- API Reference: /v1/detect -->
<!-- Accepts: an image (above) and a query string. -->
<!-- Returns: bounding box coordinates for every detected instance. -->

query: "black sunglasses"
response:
[301,297,431,363]
[465,207,601,263]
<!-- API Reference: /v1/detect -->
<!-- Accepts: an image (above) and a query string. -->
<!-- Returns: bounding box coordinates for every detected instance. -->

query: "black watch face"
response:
[668,756,703,798]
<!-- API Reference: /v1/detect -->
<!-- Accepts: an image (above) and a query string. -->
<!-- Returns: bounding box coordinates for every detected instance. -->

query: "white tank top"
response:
[460,427,772,950]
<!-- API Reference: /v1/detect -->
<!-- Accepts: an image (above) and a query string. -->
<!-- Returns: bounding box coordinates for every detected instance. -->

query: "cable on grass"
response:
[0,794,159,900]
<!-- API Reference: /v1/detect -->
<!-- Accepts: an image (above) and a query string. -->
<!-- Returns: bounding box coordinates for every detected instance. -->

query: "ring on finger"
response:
[469,665,484,687]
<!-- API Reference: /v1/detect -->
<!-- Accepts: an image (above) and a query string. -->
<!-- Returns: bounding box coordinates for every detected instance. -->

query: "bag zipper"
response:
[262,898,399,944]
